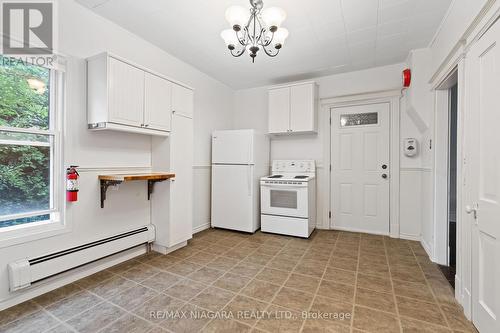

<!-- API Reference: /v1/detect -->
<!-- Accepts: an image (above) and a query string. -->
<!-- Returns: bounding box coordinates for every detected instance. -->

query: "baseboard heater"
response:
[8,225,155,292]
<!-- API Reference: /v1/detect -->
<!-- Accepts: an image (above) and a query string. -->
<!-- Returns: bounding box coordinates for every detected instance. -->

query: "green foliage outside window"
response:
[0,55,52,227]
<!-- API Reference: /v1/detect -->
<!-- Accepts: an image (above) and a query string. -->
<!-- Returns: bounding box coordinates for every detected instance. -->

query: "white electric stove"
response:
[260,160,316,238]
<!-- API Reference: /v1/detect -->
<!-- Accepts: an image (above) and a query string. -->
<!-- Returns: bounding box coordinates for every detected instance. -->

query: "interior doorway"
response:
[444,83,458,288]
[434,68,459,287]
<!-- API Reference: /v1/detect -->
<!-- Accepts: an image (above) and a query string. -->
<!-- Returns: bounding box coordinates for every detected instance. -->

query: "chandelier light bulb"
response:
[262,7,286,31]
[225,5,249,31]
[221,29,239,48]
[273,27,289,48]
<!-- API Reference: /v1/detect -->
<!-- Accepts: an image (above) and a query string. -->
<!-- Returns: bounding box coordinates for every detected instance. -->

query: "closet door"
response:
[144,73,172,131]
[467,20,500,333]
[108,57,145,127]
[169,114,193,246]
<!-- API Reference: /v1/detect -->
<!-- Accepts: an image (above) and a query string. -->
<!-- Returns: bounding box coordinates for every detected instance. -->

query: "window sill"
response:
[0,219,70,249]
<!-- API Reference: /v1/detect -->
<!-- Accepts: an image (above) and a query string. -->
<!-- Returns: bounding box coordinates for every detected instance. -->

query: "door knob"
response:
[466,203,478,219]
[382,164,387,169]
[382,174,388,179]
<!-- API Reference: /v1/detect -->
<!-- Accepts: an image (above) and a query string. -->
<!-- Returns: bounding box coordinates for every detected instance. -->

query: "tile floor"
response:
[0,229,477,333]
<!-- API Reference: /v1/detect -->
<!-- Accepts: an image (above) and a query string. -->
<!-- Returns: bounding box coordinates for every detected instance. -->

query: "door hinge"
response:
[329,211,332,219]
[329,164,332,172]
[329,117,331,125]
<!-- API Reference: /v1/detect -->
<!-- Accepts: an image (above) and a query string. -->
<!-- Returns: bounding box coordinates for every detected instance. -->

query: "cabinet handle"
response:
[172,110,176,114]
[144,124,149,127]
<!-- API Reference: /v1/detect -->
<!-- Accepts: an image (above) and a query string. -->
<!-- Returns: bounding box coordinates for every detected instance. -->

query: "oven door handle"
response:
[261,184,306,189]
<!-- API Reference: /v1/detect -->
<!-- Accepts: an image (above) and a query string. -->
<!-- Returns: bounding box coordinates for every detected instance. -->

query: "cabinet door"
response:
[108,57,145,127]
[172,84,194,118]
[169,114,193,246]
[290,83,316,132]
[268,87,290,134]
[144,73,172,131]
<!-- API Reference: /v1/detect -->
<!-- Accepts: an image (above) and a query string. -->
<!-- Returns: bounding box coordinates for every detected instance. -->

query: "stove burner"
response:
[269,175,283,178]
[294,175,308,179]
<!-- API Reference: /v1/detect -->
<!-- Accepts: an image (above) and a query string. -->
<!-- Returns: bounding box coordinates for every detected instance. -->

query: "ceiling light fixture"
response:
[221,0,288,63]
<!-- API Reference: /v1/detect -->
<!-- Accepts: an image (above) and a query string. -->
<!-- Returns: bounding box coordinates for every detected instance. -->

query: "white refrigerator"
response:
[211,129,270,233]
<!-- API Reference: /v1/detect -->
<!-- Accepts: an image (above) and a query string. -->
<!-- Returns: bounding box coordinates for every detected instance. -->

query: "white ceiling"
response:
[76,0,452,89]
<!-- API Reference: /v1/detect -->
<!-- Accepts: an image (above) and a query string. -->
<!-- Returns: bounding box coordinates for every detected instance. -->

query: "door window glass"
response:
[340,112,378,127]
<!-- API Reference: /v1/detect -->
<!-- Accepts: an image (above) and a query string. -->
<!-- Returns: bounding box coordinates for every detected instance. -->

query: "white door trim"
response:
[321,89,401,238]
[432,60,470,317]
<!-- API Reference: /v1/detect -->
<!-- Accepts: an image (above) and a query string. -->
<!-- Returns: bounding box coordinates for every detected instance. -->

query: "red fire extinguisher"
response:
[66,166,79,202]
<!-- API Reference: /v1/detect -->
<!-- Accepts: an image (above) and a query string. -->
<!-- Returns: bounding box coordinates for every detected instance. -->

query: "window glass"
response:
[0,56,55,229]
[270,190,297,209]
[0,55,50,130]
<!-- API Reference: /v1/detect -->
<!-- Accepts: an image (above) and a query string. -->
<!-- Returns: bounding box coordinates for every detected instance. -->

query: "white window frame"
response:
[0,60,67,248]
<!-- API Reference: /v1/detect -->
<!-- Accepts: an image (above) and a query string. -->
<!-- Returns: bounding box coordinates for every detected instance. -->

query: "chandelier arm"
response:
[235,29,247,46]
[255,26,265,46]
[261,30,275,47]
[262,46,280,57]
[230,48,246,57]
[254,17,265,44]
[250,12,258,44]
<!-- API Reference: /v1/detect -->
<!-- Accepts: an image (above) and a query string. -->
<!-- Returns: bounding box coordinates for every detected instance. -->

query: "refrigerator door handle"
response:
[247,165,252,197]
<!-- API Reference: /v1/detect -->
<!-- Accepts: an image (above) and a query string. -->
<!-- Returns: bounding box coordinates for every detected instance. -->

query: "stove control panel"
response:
[271,160,316,173]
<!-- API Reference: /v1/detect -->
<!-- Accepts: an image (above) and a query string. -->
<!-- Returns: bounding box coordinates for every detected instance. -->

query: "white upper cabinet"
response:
[108,57,145,127]
[290,83,316,132]
[268,87,290,134]
[172,84,194,118]
[268,82,318,134]
[144,72,172,131]
[87,53,193,136]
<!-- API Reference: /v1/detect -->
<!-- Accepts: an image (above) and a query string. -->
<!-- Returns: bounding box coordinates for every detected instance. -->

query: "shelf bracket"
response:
[147,179,166,200]
[100,180,122,208]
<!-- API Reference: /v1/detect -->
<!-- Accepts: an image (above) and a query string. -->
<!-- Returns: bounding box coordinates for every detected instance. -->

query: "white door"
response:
[290,83,315,133]
[467,21,500,333]
[144,73,172,131]
[108,57,145,127]
[331,103,390,234]
[212,130,254,164]
[211,165,254,232]
[268,87,290,134]
[169,114,193,246]
[172,84,194,118]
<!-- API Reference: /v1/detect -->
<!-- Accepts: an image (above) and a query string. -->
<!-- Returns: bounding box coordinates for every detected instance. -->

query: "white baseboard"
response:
[315,224,330,230]
[421,238,433,260]
[330,226,389,236]
[399,233,421,241]
[463,287,472,320]
[0,245,147,312]
[152,241,187,255]
[455,275,462,303]
[193,222,211,234]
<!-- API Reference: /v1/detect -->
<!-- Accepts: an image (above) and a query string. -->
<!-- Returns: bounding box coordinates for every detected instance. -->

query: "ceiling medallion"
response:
[221,0,288,63]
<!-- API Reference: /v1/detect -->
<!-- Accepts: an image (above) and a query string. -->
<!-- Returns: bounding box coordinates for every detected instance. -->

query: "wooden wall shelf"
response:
[98,173,175,208]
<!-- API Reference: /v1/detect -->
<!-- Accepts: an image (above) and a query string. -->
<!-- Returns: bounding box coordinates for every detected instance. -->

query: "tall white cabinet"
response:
[268,81,318,134]
[87,52,194,253]
[152,85,194,253]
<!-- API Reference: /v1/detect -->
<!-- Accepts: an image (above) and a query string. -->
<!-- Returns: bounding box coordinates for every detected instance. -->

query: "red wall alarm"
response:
[403,69,411,88]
